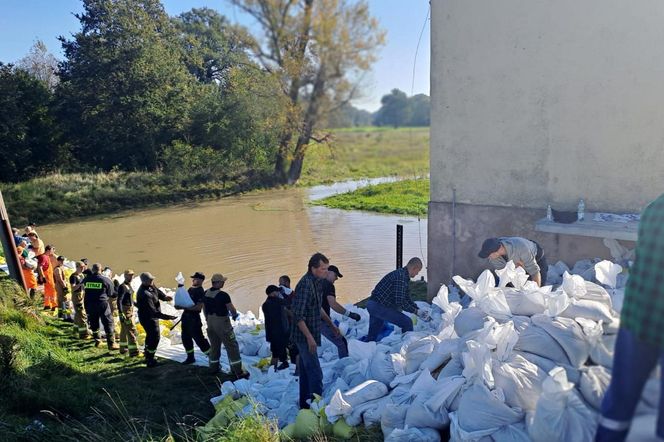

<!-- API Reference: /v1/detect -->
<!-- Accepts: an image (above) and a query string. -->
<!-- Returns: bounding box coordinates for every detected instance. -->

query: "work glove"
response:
[348,312,361,321]
[175,272,185,286]
[232,312,240,321]
[417,309,432,322]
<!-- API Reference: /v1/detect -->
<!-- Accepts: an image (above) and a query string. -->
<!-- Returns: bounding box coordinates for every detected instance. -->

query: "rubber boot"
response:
[182,353,196,365]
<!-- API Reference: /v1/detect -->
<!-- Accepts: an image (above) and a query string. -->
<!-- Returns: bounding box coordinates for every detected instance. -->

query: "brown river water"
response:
[38,178,429,312]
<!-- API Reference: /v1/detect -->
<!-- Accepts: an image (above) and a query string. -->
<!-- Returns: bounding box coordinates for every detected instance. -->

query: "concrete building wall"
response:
[428,1,654,294]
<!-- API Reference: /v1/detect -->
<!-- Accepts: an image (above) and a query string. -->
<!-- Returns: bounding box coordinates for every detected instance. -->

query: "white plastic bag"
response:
[456,384,524,435]
[560,298,614,323]
[381,404,407,439]
[492,354,547,411]
[369,350,398,385]
[528,367,597,442]
[174,285,194,309]
[386,427,441,442]
[562,271,587,298]
[340,380,388,407]
[454,307,487,337]
[496,261,530,289]
[403,335,440,374]
[594,260,623,289]
[579,365,611,410]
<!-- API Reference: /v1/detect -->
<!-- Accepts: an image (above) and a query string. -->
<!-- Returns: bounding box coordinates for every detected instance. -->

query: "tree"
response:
[56,0,196,170]
[408,93,430,126]
[230,0,385,184]
[0,63,58,182]
[16,40,59,91]
[373,88,411,128]
[325,102,372,128]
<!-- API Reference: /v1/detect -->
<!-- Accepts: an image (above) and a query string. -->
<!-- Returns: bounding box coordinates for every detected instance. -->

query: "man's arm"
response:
[327,296,361,321]
[226,302,239,320]
[395,277,418,314]
[156,287,173,302]
[185,303,204,312]
[488,256,507,271]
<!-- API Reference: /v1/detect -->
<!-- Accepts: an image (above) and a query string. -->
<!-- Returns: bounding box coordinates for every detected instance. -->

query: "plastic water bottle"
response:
[546,204,553,221]
[577,199,585,221]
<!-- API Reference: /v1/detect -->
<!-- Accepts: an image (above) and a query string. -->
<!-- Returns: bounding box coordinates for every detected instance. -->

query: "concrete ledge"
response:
[535,215,637,241]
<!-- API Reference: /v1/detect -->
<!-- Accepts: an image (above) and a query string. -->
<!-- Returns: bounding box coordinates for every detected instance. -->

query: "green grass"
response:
[314,178,429,217]
[298,127,429,186]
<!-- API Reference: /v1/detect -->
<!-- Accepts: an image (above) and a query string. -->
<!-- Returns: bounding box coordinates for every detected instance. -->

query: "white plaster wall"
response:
[431,0,664,213]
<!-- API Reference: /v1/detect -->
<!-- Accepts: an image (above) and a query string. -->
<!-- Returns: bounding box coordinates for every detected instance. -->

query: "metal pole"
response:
[396,224,403,269]
[0,190,27,292]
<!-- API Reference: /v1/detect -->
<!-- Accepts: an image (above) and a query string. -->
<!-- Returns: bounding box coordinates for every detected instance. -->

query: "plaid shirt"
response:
[621,193,664,348]
[370,267,418,314]
[290,272,323,346]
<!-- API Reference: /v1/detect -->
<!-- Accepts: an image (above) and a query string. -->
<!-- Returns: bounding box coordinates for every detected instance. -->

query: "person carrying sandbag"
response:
[179,272,211,364]
[136,272,176,367]
[203,273,249,380]
[478,236,547,286]
[596,193,664,441]
[366,257,429,342]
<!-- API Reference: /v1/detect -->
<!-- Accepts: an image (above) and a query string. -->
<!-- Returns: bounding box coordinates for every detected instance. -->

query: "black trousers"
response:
[181,314,210,353]
[140,318,160,360]
[534,242,548,285]
[270,340,288,362]
[84,299,114,342]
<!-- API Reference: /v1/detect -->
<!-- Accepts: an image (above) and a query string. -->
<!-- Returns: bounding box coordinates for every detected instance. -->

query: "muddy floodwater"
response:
[39,178,429,312]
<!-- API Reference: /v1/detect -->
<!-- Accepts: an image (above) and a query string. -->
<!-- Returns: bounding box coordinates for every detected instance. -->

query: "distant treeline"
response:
[326,89,430,128]
[0,0,387,185]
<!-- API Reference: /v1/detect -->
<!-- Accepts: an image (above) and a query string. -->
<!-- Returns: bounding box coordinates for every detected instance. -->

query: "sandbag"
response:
[589,334,616,368]
[345,395,391,427]
[531,315,590,368]
[381,403,407,439]
[369,350,398,385]
[403,335,440,374]
[493,354,548,411]
[514,322,569,366]
[421,337,461,372]
[457,384,524,433]
[405,376,465,429]
[439,354,464,378]
[579,365,611,410]
[503,289,547,316]
[386,427,441,442]
[454,307,487,337]
[174,285,194,308]
[559,298,614,323]
[341,379,388,407]
[528,367,597,442]
[515,351,581,385]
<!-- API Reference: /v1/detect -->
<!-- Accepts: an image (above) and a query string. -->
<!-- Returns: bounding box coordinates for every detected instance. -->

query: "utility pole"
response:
[0,190,27,292]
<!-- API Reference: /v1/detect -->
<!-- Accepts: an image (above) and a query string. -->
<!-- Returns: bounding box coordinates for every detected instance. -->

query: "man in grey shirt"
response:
[478,237,548,286]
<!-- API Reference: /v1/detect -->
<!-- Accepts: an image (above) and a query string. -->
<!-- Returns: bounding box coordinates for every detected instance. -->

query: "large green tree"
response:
[0,63,58,182]
[230,0,385,184]
[56,0,196,170]
[373,88,410,128]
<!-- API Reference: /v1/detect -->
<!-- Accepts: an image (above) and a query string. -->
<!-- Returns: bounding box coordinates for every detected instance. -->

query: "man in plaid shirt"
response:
[291,252,342,409]
[366,257,429,341]
[597,194,664,441]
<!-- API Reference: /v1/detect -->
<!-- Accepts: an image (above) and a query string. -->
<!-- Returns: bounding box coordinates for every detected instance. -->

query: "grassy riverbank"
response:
[1,127,429,227]
[315,178,429,217]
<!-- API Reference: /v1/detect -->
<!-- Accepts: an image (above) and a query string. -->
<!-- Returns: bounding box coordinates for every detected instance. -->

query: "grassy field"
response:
[1,127,429,226]
[314,178,429,217]
[299,127,429,186]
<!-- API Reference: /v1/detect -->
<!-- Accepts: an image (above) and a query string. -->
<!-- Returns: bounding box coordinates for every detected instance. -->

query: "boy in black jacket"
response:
[262,285,290,370]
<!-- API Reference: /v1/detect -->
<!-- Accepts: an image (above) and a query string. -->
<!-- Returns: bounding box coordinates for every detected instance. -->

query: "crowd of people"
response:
[8,225,432,406]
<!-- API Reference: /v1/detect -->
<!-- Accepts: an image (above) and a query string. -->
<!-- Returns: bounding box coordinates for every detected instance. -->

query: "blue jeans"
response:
[321,321,348,358]
[366,299,413,342]
[596,327,664,442]
[296,341,323,409]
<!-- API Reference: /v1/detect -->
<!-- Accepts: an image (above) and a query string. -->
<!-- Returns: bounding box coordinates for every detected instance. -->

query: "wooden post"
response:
[0,190,27,292]
[396,224,403,269]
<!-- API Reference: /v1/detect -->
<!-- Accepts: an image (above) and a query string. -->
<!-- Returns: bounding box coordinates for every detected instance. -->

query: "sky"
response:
[0,0,430,112]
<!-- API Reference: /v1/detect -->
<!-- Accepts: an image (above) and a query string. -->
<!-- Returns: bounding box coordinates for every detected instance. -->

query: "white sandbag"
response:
[579,365,611,410]
[340,380,388,407]
[420,338,461,372]
[453,271,512,319]
[515,351,581,385]
[496,261,530,289]
[386,427,441,442]
[493,354,548,411]
[559,298,614,323]
[491,422,532,442]
[528,367,597,442]
[325,390,352,419]
[410,369,438,399]
[456,384,524,434]
[594,260,623,289]
[348,339,376,361]
[571,260,595,278]
[562,271,587,298]
[403,335,440,374]
[174,286,194,308]
[582,281,614,309]
[543,290,570,317]
[381,403,407,439]
[503,288,547,316]
[531,315,590,368]
[590,334,616,368]
[405,376,465,429]
[369,350,398,385]
[454,307,487,337]
[462,340,494,388]
[439,354,464,378]
[346,395,391,427]
[514,322,569,366]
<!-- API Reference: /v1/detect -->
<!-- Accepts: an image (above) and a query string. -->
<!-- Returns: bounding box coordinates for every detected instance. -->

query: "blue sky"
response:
[0,0,430,111]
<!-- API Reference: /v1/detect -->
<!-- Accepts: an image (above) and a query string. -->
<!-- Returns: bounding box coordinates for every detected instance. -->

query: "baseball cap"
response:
[211,273,227,283]
[190,272,206,280]
[328,265,343,278]
[265,284,280,295]
[124,269,135,276]
[478,238,502,258]
[140,272,155,282]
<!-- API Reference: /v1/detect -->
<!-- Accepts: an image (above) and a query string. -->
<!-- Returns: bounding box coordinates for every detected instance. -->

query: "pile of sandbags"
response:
[196,259,660,441]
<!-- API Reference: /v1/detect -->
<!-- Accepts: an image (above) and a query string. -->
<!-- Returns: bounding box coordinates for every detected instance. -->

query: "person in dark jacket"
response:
[136,272,176,367]
[262,285,290,370]
[180,272,211,364]
[82,263,118,351]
